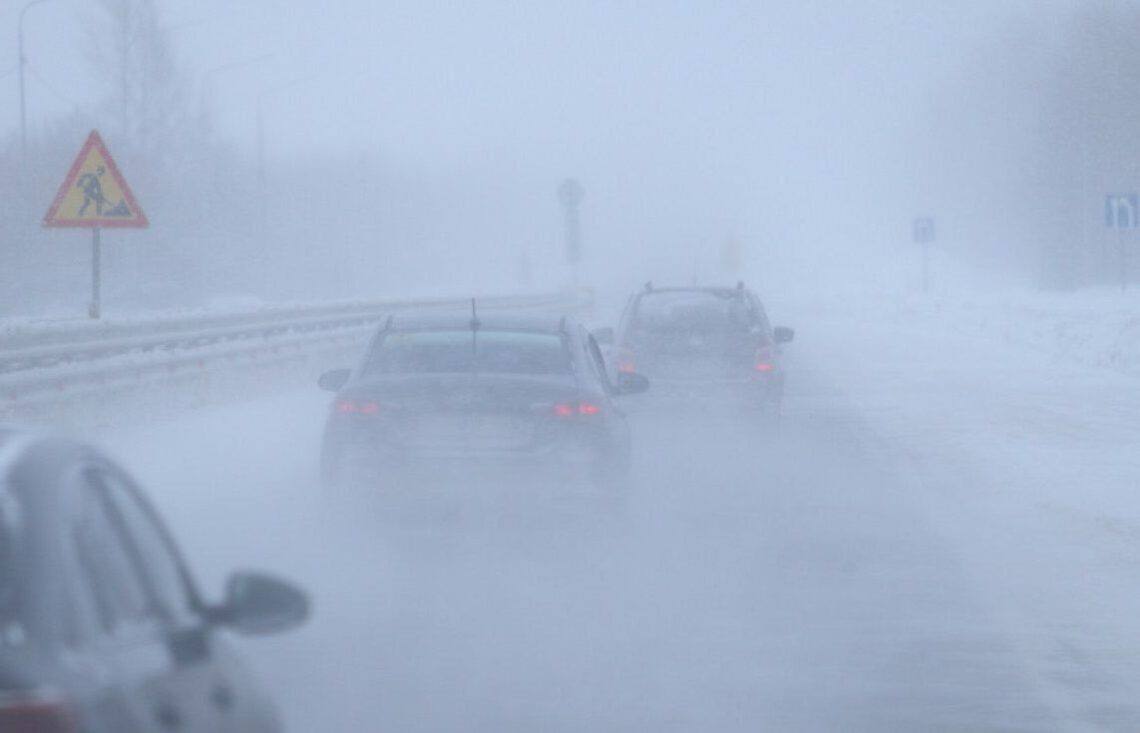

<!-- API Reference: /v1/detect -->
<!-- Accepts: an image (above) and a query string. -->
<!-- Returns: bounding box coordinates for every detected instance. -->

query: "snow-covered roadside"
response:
[792,288,1140,543]
[792,292,1140,729]
[915,290,1140,377]
[788,286,1140,378]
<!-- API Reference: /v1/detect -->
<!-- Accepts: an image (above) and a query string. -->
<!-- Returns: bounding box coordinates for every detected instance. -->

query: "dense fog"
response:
[3,1,1140,731]
[7,0,1128,311]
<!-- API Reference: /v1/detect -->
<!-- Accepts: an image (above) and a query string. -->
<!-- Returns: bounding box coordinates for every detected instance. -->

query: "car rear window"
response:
[365,330,570,376]
[631,291,753,334]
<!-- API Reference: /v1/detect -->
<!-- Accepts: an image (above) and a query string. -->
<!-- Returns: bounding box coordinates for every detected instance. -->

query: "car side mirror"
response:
[215,572,310,636]
[318,368,351,392]
[773,326,795,344]
[592,327,615,345]
[616,371,650,395]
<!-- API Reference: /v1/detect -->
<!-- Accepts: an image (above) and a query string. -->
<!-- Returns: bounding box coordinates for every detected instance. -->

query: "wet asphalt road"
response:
[113,360,1063,732]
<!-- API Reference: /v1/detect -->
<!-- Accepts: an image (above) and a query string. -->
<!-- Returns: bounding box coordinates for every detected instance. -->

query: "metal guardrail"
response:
[0,291,590,409]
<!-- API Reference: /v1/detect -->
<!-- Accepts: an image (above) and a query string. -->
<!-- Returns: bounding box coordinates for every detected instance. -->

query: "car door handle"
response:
[211,683,235,711]
[155,703,182,729]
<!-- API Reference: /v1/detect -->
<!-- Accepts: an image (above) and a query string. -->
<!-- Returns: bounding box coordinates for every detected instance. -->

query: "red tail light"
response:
[552,401,602,418]
[0,693,76,732]
[753,347,776,373]
[335,399,381,415]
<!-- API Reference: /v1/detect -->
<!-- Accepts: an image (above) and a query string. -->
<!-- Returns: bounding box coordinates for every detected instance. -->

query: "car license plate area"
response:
[405,413,532,451]
[649,355,734,380]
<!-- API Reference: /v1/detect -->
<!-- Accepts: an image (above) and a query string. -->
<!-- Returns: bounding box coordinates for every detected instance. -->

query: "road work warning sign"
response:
[43,130,148,228]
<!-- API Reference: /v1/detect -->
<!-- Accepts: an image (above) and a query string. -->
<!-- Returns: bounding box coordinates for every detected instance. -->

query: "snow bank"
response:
[782,283,1140,379]
[935,289,1140,377]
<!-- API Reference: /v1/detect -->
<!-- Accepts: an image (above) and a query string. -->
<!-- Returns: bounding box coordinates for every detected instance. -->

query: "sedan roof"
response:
[385,311,574,333]
[640,286,748,297]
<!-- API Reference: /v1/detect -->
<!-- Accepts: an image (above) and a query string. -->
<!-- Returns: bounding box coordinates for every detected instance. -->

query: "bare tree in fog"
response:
[0,0,273,313]
[85,0,216,223]
[927,2,1140,290]
[1039,1,1140,289]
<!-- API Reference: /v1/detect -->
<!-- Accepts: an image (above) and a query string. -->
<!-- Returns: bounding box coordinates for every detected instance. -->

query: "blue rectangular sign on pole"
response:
[913,216,935,293]
[913,217,935,243]
[1105,194,1139,229]
[1106,193,1136,292]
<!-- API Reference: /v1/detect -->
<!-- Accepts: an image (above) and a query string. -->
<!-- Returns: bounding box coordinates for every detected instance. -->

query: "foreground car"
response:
[596,282,794,413]
[0,429,309,732]
[318,312,649,488]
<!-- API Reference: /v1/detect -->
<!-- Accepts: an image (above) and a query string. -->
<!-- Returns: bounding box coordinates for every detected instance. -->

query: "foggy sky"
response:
[3,1,1079,295]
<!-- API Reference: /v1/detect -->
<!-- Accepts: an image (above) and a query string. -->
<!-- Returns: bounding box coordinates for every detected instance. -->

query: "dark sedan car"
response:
[0,429,309,732]
[596,283,794,414]
[318,312,649,488]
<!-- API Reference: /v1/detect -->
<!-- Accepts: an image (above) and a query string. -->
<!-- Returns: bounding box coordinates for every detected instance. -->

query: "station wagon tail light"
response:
[335,399,381,415]
[553,403,575,417]
[753,348,776,373]
[552,401,602,418]
[0,691,76,732]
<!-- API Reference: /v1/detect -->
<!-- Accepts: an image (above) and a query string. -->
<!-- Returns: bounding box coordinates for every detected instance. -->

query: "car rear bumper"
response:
[323,431,617,484]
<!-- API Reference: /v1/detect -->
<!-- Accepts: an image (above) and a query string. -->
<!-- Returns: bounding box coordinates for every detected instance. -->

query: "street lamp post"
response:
[18,0,54,163]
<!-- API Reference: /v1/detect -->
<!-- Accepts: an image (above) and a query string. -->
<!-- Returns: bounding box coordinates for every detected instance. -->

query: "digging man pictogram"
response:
[75,165,131,217]
[76,166,108,217]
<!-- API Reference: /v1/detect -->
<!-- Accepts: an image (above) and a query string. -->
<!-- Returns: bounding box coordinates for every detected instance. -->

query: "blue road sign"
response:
[913,217,935,244]
[1105,194,1139,229]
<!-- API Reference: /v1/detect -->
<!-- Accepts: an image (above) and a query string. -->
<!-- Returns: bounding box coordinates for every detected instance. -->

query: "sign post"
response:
[1105,194,1137,292]
[913,217,936,293]
[720,237,743,276]
[557,178,584,287]
[42,130,148,318]
[90,227,102,319]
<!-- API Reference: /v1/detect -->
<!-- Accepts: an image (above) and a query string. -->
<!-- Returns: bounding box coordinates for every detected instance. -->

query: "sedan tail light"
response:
[552,401,603,418]
[0,692,75,733]
[334,399,381,415]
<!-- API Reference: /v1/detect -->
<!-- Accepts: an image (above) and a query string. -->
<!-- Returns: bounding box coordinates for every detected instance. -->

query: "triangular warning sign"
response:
[43,130,148,229]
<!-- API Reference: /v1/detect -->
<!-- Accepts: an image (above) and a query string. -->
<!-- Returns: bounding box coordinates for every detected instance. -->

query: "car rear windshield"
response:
[365,330,570,376]
[631,291,753,334]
